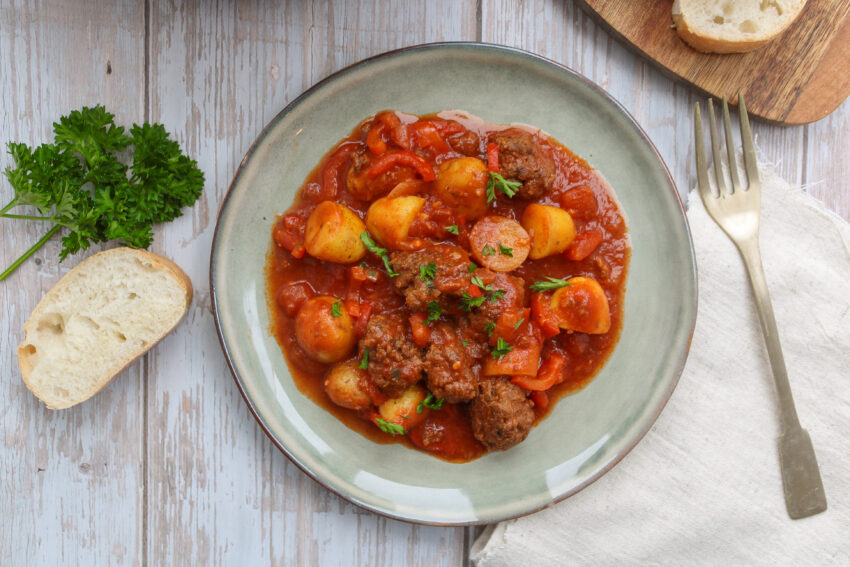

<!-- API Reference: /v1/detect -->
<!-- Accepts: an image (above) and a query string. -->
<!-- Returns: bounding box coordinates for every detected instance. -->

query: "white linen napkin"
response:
[471,162,850,566]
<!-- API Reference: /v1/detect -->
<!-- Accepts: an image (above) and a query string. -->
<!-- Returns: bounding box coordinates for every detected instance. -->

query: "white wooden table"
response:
[2,2,848,565]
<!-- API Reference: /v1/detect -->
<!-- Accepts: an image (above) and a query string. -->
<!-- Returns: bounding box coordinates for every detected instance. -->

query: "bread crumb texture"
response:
[18,248,191,409]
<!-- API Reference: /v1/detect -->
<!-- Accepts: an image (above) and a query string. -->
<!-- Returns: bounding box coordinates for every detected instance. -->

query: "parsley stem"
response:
[0,213,54,221]
[0,200,16,215]
[0,224,61,281]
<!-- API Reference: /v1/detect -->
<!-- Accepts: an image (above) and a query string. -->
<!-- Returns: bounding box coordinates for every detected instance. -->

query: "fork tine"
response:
[694,102,712,198]
[707,99,729,195]
[722,96,742,193]
[738,93,759,190]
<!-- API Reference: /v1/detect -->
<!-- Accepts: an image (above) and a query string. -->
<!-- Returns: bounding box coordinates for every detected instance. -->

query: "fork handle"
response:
[736,237,801,433]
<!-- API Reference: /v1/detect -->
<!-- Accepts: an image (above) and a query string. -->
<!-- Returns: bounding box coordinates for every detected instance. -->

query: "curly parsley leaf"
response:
[482,244,496,256]
[360,231,398,277]
[445,224,459,235]
[459,290,488,311]
[331,300,343,317]
[485,322,496,337]
[498,242,513,257]
[419,262,437,282]
[529,276,572,292]
[424,301,443,324]
[416,392,445,414]
[375,418,407,436]
[486,171,521,204]
[1,105,204,280]
[491,337,514,360]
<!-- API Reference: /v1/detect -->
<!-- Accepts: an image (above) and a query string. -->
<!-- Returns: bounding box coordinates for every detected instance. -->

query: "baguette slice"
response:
[672,0,807,54]
[18,247,192,409]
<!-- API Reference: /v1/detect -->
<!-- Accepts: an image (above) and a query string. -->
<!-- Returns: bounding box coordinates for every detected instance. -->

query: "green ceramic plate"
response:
[211,43,697,525]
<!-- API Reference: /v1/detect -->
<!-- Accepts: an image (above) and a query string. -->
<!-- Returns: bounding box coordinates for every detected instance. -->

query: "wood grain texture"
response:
[145,1,476,565]
[0,1,146,566]
[577,0,850,124]
[1,1,849,566]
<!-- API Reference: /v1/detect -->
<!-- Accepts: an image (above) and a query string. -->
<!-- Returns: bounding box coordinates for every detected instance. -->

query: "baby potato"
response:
[550,276,611,334]
[377,383,429,432]
[365,195,425,250]
[521,203,576,259]
[295,296,357,363]
[435,157,489,219]
[324,361,372,411]
[469,215,531,272]
[304,201,367,263]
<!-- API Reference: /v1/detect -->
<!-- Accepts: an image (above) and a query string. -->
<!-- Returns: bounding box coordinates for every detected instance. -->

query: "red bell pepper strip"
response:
[378,112,410,150]
[319,143,357,200]
[512,352,566,391]
[354,301,373,338]
[530,390,549,409]
[486,143,500,173]
[366,122,387,156]
[411,122,452,154]
[565,228,604,261]
[408,313,432,347]
[530,292,560,339]
[365,150,435,182]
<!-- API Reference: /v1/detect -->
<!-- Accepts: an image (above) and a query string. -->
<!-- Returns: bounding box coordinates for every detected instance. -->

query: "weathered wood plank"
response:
[805,100,850,220]
[146,1,475,565]
[0,2,146,566]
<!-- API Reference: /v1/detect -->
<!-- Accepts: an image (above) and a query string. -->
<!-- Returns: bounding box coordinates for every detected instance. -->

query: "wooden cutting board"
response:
[576,0,850,125]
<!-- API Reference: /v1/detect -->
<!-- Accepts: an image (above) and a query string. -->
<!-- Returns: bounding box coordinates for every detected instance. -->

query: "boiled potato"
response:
[434,157,489,219]
[304,201,367,263]
[365,195,425,250]
[295,296,357,363]
[468,215,531,272]
[324,361,372,411]
[550,276,610,334]
[521,203,576,259]
[377,383,429,432]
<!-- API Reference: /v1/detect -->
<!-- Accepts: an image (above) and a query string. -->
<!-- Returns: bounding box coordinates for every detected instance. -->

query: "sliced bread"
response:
[18,247,192,409]
[672,0,807,53]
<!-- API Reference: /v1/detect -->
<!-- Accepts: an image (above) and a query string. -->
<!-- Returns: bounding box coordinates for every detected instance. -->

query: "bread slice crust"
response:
[672,0,808,54]
[18,247,192,409]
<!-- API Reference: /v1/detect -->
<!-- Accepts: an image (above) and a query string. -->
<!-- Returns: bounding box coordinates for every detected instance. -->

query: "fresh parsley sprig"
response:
[445,224,459,235]
[1,105,204,280]
[419,262,437,282]
[529,276,572,292]
[491,337,514,360]
[424,301,443,324]
[486,171,521,204]
[360,231,398,277]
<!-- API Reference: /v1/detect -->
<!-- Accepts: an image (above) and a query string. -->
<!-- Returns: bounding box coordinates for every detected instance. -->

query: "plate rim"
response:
[210,41,698,526]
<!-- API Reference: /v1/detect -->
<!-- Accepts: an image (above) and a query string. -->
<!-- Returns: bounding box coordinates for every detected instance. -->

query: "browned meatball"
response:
[423,323,478,403]
[448,130,481,156]
[359,311,424,396]
[488,128,556,199]
[469,377,535,450]
[389,244,471,311]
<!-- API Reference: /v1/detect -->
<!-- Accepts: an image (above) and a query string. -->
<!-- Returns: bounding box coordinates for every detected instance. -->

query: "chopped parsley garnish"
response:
[462,340,469,346]
[424,301,443,324]
[331,300,343,317]
[460,290,488,311]
[482,244,496,256]
[489,289,505,301]
[375,418,407,436]
[445,224,459,235]
[360,231,398,277]
[486,171,522,204]
[470,275,489,290]
[513,317,525,330]
[468,263,478,273]
[492,337,514,360]
[498,243,513,257]
[416,392,445,414]
[529,276,572,292]
[359,348,370,369]
[419,262,437,282]
[485,322,496,337]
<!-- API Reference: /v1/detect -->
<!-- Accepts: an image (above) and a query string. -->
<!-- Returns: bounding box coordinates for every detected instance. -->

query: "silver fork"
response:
[695,94,827,519]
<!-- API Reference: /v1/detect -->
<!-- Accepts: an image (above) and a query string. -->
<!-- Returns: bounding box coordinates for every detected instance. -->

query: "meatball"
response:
[448,130,481,156]
[464,268,526,338]
[488,128,556,199]
[359,311,424,396]
[423,323,478,403]
[390,244,471,311]
[469,377,535,450]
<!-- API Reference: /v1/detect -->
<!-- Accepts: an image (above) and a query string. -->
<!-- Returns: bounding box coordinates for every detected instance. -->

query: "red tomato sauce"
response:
[266,110,630,462]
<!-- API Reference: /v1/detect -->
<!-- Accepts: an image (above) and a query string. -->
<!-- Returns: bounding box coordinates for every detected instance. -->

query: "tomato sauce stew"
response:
[266,110,629,462]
